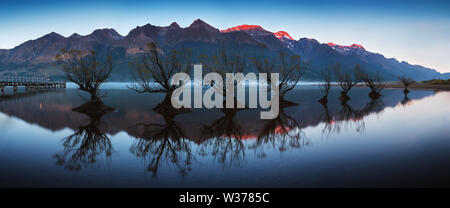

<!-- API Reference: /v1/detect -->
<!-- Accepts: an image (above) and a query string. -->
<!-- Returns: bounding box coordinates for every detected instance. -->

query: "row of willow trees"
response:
[53,43,307,174]
[318,64,415,105]
[55,43,416,112]
[53,43,416,175]
[55,43,305,110]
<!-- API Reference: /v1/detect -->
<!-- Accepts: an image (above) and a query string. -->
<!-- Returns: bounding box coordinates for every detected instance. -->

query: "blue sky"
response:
[1,0,450,72]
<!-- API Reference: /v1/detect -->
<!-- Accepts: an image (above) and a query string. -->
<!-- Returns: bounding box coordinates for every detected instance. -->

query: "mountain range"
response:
[0,19,447,81]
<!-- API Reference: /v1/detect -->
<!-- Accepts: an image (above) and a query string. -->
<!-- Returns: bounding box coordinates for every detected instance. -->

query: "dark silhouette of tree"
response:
[318,66,333,104]
[129,42,192,104]
[354,98,385,120]
[401,94,412,106]
[319,102,333,136]
[334,101,360,132]
[327,98,385,135]
[199,48,247,108]
[398,75,415,95]
[194,49,251,165]
[199,108,245,168]
[334,64,364,102]
[360,71,385,99]
[53,102,114,171]
[253,105,307,158]
[55,49,113,101]
[253,51,305,104]
[128,108,193,177]
[198,46,267,154]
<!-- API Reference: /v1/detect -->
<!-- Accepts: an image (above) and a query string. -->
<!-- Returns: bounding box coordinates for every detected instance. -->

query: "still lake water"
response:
[0,84,449,187]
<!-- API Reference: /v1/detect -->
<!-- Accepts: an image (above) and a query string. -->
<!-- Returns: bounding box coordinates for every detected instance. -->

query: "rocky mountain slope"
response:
[0,19,444,81]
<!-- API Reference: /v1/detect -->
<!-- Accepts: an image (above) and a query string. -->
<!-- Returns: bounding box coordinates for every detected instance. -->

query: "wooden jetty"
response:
[0,76,66,95]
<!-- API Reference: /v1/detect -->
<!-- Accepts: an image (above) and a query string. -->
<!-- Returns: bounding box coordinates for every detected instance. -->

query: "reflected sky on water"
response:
[0,85,449,187]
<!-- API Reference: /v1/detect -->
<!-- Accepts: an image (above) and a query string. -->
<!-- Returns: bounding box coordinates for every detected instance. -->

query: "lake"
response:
[0,84,449,187]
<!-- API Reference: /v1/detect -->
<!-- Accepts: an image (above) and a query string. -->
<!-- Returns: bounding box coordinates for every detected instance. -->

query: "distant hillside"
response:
[0,19,445,81]
[442,73,450,79]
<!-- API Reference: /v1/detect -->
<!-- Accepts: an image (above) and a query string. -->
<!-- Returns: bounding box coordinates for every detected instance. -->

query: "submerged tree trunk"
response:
[153,89,191,115]
[403,88,410,95]
[162,90,174,105]
[72,100,115,117]
[318,95,328,105]
[89,90,100,102]
[280,96,298,108]
[339,91,350,102]
[368,90,381,99]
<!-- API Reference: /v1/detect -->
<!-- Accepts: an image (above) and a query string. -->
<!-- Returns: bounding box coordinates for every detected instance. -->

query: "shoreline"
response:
[325,83,450,91]
[378,83,450,91]
[64,81,450,91]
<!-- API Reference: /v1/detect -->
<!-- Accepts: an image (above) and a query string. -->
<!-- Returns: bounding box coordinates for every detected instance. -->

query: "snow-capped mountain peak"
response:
[274,31,294,40]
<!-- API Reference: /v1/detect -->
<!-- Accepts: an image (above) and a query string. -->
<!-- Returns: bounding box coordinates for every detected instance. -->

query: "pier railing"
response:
[0,76,66,91]
[0,76,53,84]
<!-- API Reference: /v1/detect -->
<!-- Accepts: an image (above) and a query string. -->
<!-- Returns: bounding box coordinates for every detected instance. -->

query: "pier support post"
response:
[13,85,18,94]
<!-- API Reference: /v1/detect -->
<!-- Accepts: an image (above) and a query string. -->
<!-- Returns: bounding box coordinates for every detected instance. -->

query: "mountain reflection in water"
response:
[0,86,448,187]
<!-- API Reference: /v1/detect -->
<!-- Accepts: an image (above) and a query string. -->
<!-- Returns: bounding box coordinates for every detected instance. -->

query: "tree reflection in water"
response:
[54,100,114,171]
[52,96,392,174]
[321,98,385,136]
[320,102,333,136]
[0,85,436,182]
[251,104,308,159]
[129,103,193,177]
[199,108,245,168]
[401,95,412,106]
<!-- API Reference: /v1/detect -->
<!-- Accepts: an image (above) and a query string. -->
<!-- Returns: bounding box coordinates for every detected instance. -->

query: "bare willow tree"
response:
[334,64,364,102]
[276,51,304,97]
[253,51,304,103]
[361,71,385,99]
[56,49,113,102]
[318,66,333,104]
[199,48,246,109]
[130,42,192,103]
[398,75,415,94]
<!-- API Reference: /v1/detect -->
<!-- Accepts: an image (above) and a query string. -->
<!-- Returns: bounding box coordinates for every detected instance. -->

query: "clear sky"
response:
[1,0,450,72]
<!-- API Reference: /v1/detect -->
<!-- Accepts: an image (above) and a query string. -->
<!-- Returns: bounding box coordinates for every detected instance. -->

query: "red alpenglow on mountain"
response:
[273,31,294,40]
[221,24,294,40]
[221,24,367,51]
[220,24,264,32]
[327,42,365,50]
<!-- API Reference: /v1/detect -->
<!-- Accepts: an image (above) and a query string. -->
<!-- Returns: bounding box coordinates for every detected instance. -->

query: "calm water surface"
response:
[0,84,449,187]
